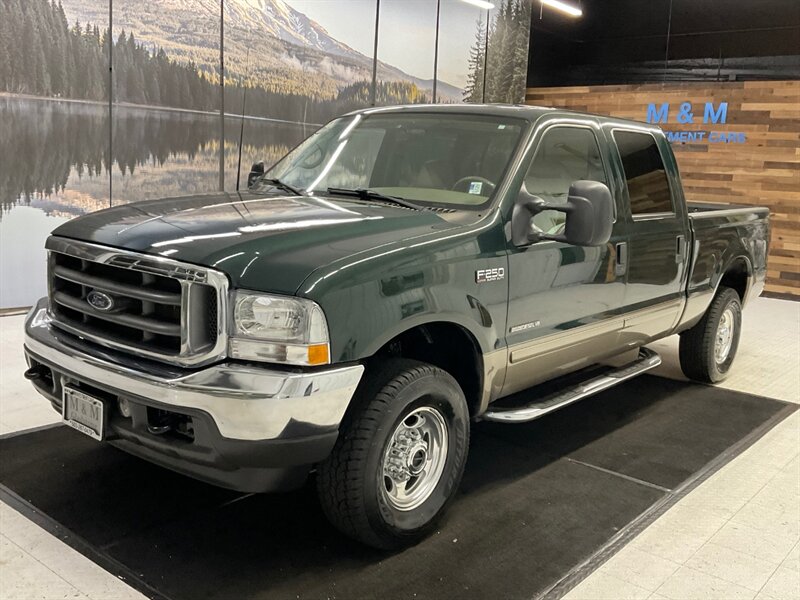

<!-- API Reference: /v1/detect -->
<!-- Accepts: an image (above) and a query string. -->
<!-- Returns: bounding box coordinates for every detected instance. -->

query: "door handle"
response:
[676,235,686,264]
[615,242,627,277]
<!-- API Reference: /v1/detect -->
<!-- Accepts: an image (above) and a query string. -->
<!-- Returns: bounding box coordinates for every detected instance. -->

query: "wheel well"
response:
[373,323,483,416]
[719,258,750,303]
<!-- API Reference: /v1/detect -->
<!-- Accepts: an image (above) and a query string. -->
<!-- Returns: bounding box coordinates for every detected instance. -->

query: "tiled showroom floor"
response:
[1,297,798,600]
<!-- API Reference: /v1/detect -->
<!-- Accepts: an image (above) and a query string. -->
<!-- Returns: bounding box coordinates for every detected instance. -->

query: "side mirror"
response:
[512,180,614,247]
[247,161,265,189]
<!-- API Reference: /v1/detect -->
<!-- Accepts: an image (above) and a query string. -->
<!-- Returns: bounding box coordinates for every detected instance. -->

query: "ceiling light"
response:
[460,0,496,10]
[541,0,582,17]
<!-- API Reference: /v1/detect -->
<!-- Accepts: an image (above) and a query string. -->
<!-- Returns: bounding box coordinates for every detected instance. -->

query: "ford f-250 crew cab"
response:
[23,105,769,549]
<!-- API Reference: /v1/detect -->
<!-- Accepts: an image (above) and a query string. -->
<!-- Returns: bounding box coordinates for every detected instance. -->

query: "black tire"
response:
[316,358,470,549]
[679,286,742,383]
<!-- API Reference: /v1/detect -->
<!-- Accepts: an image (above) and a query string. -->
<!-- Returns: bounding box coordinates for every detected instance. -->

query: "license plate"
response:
[62,386,105,441]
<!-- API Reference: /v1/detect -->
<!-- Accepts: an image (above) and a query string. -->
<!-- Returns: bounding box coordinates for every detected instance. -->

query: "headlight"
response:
[228,291,330,366]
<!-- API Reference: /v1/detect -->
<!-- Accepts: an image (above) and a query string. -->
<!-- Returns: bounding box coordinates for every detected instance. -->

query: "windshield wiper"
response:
[260,178,304,196]
[326,187,422,211]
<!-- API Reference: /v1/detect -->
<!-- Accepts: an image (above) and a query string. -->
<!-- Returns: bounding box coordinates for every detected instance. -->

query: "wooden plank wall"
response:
[525,81,800,298]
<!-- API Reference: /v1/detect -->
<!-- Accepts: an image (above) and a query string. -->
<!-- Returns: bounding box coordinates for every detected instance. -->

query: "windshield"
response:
[264,112,526,209]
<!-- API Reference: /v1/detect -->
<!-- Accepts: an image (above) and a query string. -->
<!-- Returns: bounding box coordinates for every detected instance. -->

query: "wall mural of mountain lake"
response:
[0,0,532,308]
[0,96,309,308]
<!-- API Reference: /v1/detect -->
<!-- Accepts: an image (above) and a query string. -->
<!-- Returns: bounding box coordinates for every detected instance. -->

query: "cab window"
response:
[523,126,607,235]
[614,130,674,216]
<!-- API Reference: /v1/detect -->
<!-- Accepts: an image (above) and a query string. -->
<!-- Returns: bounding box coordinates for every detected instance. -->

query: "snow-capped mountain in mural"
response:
[59,0,463,99]
[228,0,361,59]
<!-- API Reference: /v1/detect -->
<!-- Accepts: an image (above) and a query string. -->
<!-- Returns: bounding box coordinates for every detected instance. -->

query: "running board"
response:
[482,348,662,424]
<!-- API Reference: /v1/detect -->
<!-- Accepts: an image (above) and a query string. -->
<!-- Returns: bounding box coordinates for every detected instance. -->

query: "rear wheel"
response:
[679,286,742,383]
[316,358,469,549]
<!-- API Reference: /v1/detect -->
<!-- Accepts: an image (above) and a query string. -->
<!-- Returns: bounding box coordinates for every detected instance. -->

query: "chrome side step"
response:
[482,348,662,424]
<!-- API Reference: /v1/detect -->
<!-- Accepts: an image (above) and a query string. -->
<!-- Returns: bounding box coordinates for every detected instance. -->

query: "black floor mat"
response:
[0,376,793,600]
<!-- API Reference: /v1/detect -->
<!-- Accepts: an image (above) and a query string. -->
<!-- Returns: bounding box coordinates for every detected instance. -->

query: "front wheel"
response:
[316,358,470,549]
[679,286,742,383]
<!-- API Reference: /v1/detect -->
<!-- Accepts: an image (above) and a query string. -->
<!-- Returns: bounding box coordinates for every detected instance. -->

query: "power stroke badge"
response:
[475,267,505,284]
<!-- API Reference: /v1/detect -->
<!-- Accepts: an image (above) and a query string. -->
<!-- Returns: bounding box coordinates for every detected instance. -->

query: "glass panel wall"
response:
[111,0,222,203]
[221,0,381,190]
[483,0,532,103]
[0,0,110,308]
[437,0,486,103]
[373,0,437,107]
[0,0,535,308]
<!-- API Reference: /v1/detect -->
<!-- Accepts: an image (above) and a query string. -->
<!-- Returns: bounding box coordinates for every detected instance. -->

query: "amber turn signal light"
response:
[307,344,330,365]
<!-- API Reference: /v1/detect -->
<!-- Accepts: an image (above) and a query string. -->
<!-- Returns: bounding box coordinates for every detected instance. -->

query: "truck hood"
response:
[52,191,459,293]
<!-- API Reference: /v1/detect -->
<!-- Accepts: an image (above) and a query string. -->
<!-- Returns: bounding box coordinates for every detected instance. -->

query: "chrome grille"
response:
[46,237,229,367]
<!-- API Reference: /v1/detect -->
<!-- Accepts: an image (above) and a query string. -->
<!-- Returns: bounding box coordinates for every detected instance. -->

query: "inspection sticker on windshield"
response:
[468,181,483,195]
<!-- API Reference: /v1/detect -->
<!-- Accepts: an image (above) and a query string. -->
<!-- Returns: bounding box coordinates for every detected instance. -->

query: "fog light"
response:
[118,398,132,418]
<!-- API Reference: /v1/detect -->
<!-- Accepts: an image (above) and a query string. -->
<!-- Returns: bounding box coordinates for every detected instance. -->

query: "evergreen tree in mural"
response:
[0,0,437,123]
[0,0,213,107]
[339,80,429,106]
[464,0,532,103]
[510,0,533,98]
[463,16,487,103]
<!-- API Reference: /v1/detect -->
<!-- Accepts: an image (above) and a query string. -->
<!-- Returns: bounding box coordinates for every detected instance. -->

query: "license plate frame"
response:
[62,385,105,441]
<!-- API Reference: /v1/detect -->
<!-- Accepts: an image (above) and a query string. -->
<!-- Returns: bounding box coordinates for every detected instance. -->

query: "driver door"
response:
[502,120,628,396]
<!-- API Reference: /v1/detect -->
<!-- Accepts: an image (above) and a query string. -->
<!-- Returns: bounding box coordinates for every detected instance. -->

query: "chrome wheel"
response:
[381,406,448,511]
[715,307,735,363]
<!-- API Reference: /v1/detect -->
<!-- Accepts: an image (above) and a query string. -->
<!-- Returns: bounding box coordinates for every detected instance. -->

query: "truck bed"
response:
[683,201,770,319]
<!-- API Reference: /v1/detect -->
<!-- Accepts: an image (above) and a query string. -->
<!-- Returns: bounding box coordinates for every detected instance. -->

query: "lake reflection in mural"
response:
[0,96,310,308]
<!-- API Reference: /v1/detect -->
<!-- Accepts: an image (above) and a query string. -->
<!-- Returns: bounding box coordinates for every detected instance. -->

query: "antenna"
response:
[235,48,251,192]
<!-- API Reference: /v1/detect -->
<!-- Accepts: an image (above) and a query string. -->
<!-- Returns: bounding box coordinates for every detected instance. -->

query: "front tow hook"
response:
[24,365,50,382]
[147,424,173,435]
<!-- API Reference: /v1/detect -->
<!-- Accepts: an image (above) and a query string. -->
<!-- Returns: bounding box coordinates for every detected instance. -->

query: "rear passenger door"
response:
[611,129,690,345]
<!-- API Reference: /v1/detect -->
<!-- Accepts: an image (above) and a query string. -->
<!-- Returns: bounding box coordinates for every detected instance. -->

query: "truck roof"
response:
[347,103,662,132]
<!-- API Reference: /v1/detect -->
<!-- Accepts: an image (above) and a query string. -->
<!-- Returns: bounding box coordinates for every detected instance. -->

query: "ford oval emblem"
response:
[86,290,114,312]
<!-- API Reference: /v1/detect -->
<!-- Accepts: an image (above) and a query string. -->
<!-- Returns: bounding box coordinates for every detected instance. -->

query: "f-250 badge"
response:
[475,267,505,283]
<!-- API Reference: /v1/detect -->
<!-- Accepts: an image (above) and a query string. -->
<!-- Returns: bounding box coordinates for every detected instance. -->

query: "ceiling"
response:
[527,0,800,85]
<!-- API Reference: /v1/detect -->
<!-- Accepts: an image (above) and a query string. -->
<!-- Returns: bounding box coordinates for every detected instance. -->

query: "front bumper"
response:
[23,298,364,492]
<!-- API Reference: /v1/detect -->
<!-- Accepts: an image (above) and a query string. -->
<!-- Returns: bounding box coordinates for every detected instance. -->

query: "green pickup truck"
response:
[24,104,769,549]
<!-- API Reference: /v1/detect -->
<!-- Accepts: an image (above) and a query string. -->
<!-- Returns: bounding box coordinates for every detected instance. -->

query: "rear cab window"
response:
[613,130,674,218]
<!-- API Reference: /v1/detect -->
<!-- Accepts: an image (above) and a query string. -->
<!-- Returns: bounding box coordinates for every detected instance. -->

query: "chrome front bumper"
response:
[24,298,364,442]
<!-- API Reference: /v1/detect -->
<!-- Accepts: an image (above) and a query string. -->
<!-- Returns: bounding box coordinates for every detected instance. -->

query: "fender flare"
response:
[361,312,490,359]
